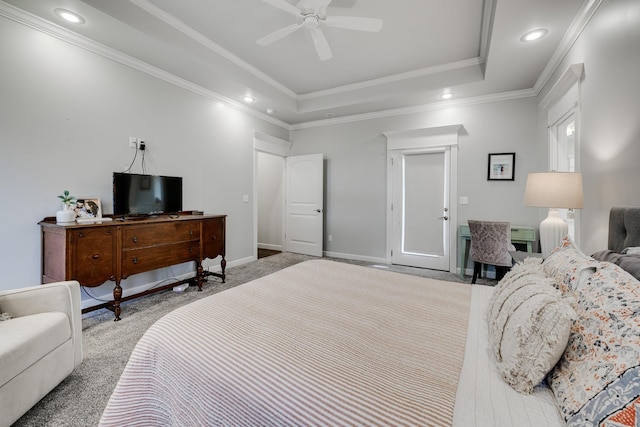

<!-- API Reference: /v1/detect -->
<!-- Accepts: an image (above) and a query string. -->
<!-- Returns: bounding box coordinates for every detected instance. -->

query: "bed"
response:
[591,207,640,281]
[100,254,640,427]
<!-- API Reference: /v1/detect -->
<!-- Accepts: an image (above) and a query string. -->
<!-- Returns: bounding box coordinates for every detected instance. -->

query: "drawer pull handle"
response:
[189,247,193,253]
[132,257,138,264]
[132,236,138,243]
[212,235,217,240]
[92,254,100,259]
[189,230,193,236]
[78,232,85,238]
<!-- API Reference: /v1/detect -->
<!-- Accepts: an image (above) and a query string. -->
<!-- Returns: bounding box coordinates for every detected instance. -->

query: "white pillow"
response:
[488,262,576,394]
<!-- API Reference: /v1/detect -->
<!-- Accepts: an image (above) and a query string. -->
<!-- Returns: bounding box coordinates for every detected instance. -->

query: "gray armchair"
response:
[468,220,513,284]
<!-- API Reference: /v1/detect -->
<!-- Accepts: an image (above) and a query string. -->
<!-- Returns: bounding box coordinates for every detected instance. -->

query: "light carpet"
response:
[13,253,493,426]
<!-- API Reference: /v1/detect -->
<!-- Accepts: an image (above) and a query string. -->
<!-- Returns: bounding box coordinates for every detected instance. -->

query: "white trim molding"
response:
[539,63,585,109]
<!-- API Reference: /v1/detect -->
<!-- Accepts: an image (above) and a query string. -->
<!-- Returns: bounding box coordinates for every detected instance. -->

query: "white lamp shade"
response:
[524,172,584,209]
[524,172,584,257]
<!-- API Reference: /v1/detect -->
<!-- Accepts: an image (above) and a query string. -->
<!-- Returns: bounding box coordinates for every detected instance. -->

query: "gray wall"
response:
[2,0,638,297]
[537,0,640,256]
[290,97,543,261]
[0,16,288,296]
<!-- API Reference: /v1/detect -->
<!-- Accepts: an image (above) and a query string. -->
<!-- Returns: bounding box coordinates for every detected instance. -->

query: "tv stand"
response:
[39,214,226,321]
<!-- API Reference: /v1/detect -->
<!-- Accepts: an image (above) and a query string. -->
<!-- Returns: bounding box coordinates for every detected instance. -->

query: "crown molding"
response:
[299,57,483,100]
[291,88,537,130]
[0,2,290,129]
[533,0,603,95]
[129,0,297,99]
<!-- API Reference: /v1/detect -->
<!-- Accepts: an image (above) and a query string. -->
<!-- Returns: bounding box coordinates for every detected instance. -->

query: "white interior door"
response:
[285,154,324,256]
[391,148,450,270]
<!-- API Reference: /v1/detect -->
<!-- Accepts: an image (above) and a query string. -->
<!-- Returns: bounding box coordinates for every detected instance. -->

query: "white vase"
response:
[56,205,76,223]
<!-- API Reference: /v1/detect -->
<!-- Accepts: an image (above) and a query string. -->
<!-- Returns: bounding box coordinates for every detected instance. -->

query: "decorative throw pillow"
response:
[0,312,11,321]
[542,235,602,294]
[487,260,576,394]
[546,263,640,426]
[622,246,640,255]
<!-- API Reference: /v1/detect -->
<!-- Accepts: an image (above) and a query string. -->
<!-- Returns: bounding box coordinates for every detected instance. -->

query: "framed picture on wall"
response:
[487,152,515,181]
[75,198,102,219]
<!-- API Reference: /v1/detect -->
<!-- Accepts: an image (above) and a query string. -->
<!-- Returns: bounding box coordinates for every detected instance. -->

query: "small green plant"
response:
[57,190,76,207]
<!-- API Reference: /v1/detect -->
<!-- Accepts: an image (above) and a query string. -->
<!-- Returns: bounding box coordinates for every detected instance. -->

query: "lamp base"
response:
[540,209,568,258]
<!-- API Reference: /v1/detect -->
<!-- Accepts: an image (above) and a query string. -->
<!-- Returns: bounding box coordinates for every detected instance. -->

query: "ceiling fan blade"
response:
[324,16,383,32]
[261,0,302,17]
[317,0,333,17]
[310,28,332,61]
[257,23,303,46]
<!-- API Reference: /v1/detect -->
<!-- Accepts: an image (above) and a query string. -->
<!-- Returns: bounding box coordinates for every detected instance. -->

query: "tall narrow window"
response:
[550,114,577,239]
[540,63,583,246]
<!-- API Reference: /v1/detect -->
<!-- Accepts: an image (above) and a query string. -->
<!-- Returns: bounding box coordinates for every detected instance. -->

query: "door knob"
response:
[439,216,449,220]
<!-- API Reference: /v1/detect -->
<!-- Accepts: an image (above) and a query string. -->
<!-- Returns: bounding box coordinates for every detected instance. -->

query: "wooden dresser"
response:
[39,214,226,321]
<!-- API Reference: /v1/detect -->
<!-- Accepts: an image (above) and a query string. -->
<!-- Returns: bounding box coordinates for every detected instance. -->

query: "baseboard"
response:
[457,267,497,279]
[80,271,197,310]
[323,250,387,264]
[257,243,283,251]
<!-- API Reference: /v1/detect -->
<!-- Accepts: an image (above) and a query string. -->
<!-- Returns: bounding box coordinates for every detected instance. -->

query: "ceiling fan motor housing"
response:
[303,15,320,29]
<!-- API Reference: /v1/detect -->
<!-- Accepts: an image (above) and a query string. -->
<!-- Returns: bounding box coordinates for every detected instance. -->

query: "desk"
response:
[458,224,536,278]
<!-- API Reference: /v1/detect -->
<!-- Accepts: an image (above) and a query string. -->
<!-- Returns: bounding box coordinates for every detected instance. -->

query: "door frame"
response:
[383,125,462,273]
[253,131,293,260]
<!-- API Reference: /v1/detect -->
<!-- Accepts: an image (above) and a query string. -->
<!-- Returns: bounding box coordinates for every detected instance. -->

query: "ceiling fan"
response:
[257,0,383,61]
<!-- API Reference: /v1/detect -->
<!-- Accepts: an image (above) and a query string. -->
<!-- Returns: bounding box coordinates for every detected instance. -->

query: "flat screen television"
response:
[113,172,183,217]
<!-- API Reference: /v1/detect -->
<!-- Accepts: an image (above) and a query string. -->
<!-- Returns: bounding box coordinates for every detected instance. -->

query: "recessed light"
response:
[441,93,454,100]
[243,95,255,103]
[520,28,548,42]
[54,8,85,24]
[266,108,275,115]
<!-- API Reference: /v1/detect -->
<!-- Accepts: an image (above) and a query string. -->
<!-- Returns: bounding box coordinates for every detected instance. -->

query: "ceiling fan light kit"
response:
[258,0,383,61]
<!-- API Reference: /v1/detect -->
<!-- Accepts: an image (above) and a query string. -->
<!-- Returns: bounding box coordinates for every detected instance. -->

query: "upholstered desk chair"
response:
[468,220,513,284]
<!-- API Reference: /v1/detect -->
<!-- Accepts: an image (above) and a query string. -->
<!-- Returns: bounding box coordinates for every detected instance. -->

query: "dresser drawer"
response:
[202,217,225,259]
[122,242,200,276]
[122,221,200,249]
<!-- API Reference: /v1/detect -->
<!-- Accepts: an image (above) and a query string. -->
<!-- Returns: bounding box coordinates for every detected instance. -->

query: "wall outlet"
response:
[128,137,138,148]
[459,196,469,205]
[328,234,333,242]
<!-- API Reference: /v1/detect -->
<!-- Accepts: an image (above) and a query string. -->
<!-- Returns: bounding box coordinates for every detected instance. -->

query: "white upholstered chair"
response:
[0,281,83,427]
[468,220,513,284]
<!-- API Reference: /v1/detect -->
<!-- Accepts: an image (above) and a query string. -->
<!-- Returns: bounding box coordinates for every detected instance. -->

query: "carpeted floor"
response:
[13,253,494,426]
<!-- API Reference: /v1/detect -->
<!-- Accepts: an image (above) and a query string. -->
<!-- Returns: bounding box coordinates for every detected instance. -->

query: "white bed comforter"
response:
[100,259,565,427]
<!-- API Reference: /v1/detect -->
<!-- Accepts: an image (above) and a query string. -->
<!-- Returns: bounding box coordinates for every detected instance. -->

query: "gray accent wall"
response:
[1,0,638,296]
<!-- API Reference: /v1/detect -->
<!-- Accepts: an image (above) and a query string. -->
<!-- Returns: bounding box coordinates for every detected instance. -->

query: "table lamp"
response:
[524,172,584,257]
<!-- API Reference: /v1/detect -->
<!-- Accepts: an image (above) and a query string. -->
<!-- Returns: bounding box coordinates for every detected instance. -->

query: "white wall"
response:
[0,16,288,294]
[257,152,284,250]
[290,97,544,261]
[537,0,640,256]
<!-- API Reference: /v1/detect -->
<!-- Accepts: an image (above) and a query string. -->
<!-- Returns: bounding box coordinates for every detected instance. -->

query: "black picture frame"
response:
[487,152,515,181]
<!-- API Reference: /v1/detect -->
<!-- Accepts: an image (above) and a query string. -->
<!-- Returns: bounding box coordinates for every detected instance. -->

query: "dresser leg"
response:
[220,257,226,283]
[113,282,122,321]
[196,263,204,291]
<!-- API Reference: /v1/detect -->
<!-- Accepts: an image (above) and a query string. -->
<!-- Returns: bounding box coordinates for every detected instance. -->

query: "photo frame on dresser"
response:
[487,152,516,181]
[75,197,101,219]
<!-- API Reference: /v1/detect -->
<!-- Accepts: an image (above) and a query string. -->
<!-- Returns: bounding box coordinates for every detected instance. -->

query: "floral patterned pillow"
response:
[546,262,640,426]
[542,235,602,294]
